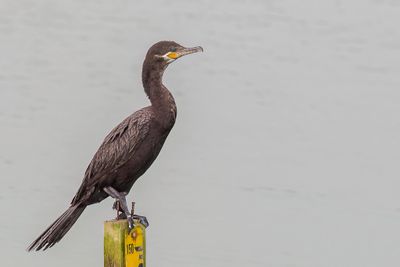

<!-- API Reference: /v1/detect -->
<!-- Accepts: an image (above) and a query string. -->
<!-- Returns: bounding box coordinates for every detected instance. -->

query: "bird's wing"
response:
[71,108,152,205]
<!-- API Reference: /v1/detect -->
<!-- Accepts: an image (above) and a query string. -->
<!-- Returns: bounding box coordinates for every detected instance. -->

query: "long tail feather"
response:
[27,204,86,251]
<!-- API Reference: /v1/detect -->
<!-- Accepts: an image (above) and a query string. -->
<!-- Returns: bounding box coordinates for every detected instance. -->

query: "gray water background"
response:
[1,0,400,266]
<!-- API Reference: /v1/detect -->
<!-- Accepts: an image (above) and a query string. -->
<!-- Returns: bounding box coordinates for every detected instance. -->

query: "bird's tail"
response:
[27,204,86,251]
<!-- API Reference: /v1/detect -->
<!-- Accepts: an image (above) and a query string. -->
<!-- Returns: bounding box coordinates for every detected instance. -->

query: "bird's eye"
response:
[170,47,176,52]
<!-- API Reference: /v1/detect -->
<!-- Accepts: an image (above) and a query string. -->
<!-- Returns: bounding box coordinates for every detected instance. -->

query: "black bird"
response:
[28,41,203,251]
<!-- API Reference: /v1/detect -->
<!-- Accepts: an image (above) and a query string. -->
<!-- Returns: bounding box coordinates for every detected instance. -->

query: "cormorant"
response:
[27,41,203,251]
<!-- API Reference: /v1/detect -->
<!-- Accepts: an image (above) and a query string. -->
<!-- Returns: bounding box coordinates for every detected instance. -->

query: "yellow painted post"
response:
[104,219,146,267]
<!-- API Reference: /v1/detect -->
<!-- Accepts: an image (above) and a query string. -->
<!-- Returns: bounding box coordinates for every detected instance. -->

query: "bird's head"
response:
[144,41,203,68]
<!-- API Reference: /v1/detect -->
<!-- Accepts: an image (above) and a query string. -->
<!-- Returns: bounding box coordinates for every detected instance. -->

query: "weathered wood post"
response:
[104,202,146,267]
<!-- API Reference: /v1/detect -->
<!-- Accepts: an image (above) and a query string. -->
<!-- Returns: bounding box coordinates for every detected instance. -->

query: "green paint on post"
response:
[104,220,127,267]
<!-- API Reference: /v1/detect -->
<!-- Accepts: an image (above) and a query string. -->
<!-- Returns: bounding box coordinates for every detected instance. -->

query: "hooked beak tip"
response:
[196,46,204,52]
[178,46,204,57]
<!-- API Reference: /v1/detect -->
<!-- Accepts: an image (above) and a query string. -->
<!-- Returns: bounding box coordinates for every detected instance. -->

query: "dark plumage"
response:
[28,41,203,251]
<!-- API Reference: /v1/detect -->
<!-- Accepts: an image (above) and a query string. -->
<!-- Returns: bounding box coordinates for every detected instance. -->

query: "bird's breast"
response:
[112,126,171,191]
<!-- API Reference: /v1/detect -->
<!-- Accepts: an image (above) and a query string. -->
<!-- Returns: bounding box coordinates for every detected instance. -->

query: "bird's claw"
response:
[132,214,149,228]
[127,216,135,230]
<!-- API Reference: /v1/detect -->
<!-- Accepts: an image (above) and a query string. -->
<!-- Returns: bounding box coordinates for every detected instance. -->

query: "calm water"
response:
[1,0,400,266]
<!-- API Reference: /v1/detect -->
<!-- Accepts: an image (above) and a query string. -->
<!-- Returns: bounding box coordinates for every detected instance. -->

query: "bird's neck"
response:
[142,64,177,124]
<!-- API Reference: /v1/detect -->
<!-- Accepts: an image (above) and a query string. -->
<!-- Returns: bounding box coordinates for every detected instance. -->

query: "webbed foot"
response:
[132,214,149,228]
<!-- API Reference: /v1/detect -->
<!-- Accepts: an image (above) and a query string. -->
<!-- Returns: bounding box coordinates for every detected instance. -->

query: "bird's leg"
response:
[112,200,127,219]
[104,187,134,229]
[112,191,129,219]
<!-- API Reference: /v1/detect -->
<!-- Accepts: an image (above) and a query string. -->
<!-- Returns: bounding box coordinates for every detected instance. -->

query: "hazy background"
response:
[1,0,400,266]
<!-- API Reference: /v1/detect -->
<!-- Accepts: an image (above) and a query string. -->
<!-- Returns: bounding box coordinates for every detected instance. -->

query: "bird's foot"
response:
[117,213,127,220]
[131,214,149,228]
[110,194,148,228]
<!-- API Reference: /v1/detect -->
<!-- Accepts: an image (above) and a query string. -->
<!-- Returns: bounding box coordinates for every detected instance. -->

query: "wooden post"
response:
[104,219,146,267]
